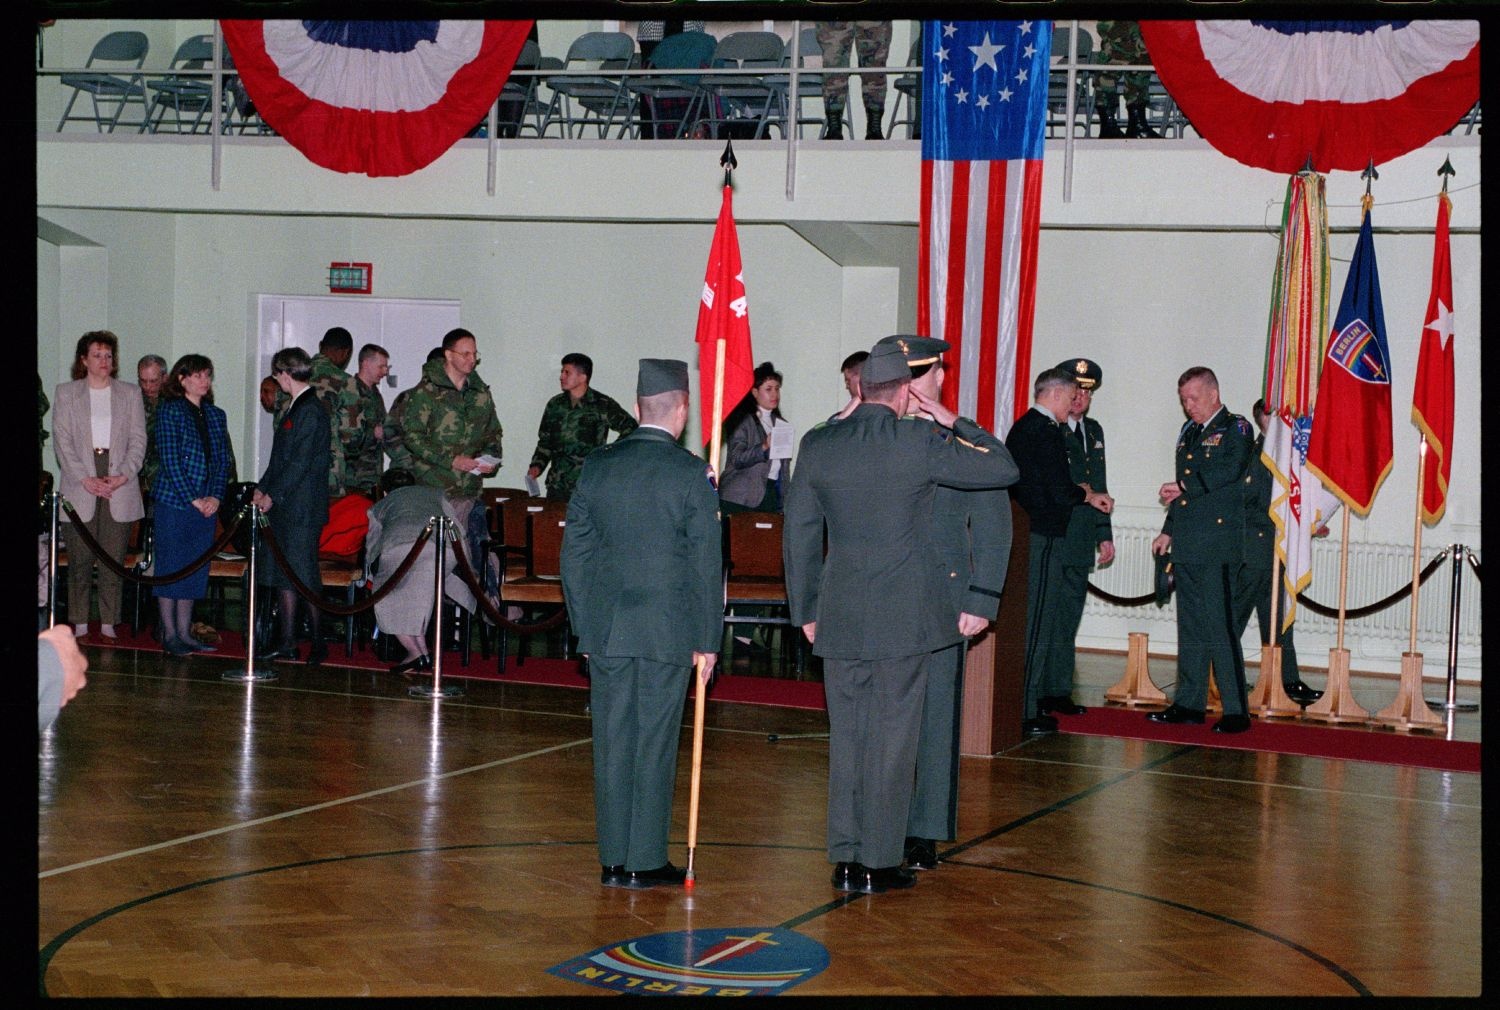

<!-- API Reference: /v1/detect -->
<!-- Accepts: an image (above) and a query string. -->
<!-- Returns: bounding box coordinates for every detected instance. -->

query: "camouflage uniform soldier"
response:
[1094,20,1158,139]
[527,353,637,502]
[345,343,391,497]
[400,328,504,565]
[815,21,893,140]
[136,354,166,501]
[382,347,445,477]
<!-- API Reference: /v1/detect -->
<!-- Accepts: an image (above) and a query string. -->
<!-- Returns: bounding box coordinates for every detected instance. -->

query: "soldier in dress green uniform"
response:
[1148,366,1256,734]
[346,343,390,497]
[868,335,1017,873]
[1232,399,1323,706]
[1047,358,1114,716]
[784,340,1017,894]
[561,358,722,890]
[528,353,637,502]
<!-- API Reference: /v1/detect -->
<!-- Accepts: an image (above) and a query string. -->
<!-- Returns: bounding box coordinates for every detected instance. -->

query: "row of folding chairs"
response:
[55,30,269,135]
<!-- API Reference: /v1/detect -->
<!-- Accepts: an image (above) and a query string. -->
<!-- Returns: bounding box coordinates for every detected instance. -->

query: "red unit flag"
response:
[1411,192,1455,524]
[695,184,755,447]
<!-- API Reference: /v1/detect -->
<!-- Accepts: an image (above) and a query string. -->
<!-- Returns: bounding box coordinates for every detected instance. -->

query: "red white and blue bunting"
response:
[1140,20,1479,173]
[220,20,532,177]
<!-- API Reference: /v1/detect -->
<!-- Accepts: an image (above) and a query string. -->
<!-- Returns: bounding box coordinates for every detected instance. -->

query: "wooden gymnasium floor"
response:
[38,645,1482,998]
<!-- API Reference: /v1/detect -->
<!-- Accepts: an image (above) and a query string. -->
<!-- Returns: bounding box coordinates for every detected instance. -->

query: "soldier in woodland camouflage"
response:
[528,353,636,502]
[346,343,391,497]
[1094,20,1159,139]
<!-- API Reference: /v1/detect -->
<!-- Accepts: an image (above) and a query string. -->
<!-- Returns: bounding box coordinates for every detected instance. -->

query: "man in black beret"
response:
[561,358,724,888]
[784,337,1017,894]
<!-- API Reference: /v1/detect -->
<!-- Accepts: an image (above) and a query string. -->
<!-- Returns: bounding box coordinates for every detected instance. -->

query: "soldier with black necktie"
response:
[784,339,1017,895]
[1148,366,1256,734]
[560,359,723,890]
[1048,357,1115,717]
[1006,368,1114,736]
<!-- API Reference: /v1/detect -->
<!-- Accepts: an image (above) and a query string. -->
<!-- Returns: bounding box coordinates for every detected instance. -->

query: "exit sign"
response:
[328,262,372,294]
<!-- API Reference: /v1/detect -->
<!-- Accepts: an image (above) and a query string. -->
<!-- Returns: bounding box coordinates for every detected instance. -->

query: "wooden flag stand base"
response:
[1372,652,1445,733]
[1302,648,1369,723]
[1206,674,1222,715]
[1248,645,1303,718]
[1105,632,1166,706]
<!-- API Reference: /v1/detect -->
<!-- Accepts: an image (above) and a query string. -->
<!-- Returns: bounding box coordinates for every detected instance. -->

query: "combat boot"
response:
[864,102,885,140]
[1125,103,1161,138]
[1096,103,1125,139]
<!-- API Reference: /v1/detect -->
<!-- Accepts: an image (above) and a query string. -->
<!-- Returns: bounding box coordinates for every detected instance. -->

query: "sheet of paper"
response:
[472,453,501,474]
[525,473,541,497]
[769,422,795,461]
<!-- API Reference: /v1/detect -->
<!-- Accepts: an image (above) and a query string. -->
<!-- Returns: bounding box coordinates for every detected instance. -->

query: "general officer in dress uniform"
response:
[784,340,1018,894]
[868,335,1018,873]
[560,359,723,890]
[1048,358,1115,716]
[1007,368,1113,736]
[1232,399,1323,706]
[1149,366,1256,733]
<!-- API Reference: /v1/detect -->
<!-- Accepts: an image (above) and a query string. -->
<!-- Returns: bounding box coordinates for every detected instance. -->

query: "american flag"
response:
[918,19,1050,436]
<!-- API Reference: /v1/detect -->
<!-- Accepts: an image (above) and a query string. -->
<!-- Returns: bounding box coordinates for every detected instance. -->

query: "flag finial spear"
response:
[720,139,737,188]
[1300,154,1315,175]
[1438,155,1455,193]
[1361,158,1379,196]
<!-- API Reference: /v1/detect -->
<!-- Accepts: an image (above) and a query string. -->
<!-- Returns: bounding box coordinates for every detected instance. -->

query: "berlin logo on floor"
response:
[548,926,829,995]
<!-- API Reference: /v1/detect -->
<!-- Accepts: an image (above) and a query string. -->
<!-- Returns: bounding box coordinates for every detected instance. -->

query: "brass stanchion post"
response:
[224,507,276,682]
[410,515,464,699]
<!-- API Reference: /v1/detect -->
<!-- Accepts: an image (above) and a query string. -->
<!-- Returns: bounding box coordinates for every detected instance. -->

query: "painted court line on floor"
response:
[38,737,594,879]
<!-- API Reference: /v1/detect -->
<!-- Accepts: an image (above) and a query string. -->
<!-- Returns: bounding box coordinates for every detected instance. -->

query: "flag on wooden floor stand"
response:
[1306,200,1395,515]
[1261,172,1340,625]
[918,18,1049,436]
[1411,192,1455,524]
[695,183,755,447]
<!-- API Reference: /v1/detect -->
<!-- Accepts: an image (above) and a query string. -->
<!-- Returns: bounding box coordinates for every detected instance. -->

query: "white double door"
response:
[251,294,461,476]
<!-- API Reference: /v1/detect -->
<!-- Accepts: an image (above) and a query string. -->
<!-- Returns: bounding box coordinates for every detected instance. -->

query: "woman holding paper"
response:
[719,362,792,514]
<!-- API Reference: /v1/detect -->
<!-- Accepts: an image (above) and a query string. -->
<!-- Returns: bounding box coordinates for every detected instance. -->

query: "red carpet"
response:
[81,627,1476,769]
[1058,703,1480,774]
[81,626,829,711]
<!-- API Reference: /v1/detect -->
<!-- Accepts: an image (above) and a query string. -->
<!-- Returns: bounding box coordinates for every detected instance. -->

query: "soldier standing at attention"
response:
[527,352,636,503]
[137,354,167,504]
[784,339,1017,895]
[400,328,503,567]
[869,335,1017,874]
[346,343,391,497]
[815,20,893,140]
[1148,366,1255,734]
[1047,358,1115,717]
[1006,368,1113,736]
[1094,20,1159,138]
[561,359,722,890]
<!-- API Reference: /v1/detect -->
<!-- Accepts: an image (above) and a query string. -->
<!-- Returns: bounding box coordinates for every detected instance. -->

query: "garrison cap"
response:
[875,333,950,369]
[1059,358,1102,389]
[861,341,913,385]
[637,358,689,397]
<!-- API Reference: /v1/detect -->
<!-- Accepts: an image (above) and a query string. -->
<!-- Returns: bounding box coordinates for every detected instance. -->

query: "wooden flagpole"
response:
[1304,508,1368,722]
[1375,435,1442,730]
[687,150,736,889]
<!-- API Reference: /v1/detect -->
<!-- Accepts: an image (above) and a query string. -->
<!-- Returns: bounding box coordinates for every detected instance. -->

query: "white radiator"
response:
[1078,523,1482,675]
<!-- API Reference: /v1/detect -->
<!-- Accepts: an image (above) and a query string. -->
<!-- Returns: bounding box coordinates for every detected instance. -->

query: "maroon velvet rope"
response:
[256,520,432,616]
[60,498,244,587]
[448,534,570,634]
[1087,548,1451,619]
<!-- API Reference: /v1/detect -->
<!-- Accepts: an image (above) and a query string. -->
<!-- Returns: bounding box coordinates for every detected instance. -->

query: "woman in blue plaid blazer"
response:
[151,354,231,657]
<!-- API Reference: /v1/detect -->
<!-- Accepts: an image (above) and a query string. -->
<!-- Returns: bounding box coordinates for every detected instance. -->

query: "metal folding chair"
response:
[143,34,215,134]
[56,30,150,133]
[537,32,637,139]
[695,32,788,140]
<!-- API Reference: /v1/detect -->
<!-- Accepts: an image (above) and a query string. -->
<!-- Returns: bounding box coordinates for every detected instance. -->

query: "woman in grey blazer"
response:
[52,331,147,638]
[718,361,792,514]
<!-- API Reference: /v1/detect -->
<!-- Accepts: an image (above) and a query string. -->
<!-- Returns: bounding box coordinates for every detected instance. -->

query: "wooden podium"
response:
[961,501,1028,756]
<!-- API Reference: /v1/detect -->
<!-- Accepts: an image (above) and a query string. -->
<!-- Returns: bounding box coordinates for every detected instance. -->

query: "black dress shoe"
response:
[162,638,195,658]
[903,837,938,870]
[832,861,882,893]
[306,642,328,667]
[1022,715,1059,736]
[631,862,687,886]
[600,865,652,890]
[391,655,433,676]
[260,644,300,661]
[1284,680,1324,705]
[1039,695,1087,716]
[1146,704,1206,725]
[1213,714,1252,734]
[867,865,917,890]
